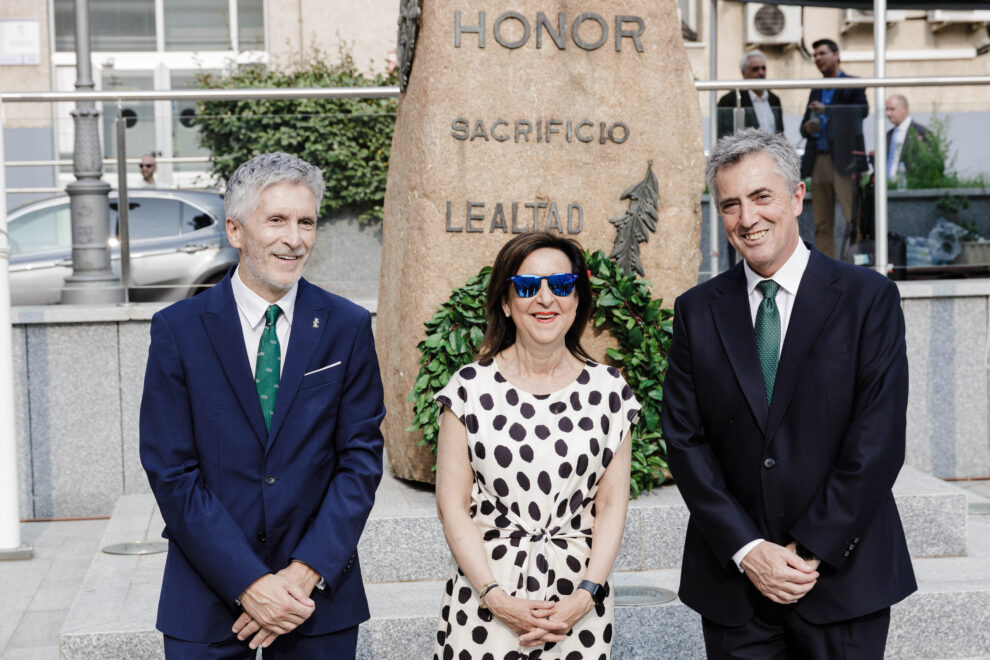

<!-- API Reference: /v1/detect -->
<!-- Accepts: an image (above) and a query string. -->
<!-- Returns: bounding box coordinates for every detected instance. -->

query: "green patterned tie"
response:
[255,304,282,431]
[755,280,781,405]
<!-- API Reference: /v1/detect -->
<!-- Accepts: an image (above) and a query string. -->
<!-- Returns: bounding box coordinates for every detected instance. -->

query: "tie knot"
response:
[265,305,281,327]
[757,280,779,300]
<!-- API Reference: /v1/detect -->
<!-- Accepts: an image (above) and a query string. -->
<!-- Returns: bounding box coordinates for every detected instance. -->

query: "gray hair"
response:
[888,93,908,111]
[224,152,325,223]
[706,128,801,203]
[739,49,766,73]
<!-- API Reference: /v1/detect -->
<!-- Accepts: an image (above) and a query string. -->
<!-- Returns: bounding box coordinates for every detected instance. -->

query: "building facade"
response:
[2,1,989,210]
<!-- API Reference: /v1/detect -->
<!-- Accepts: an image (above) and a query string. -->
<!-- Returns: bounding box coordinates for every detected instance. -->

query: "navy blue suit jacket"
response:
[799,78,869,179]
[140,273,385,642]
[661,245,916,626]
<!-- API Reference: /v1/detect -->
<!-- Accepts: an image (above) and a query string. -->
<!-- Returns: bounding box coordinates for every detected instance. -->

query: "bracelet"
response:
[478,582,500,610]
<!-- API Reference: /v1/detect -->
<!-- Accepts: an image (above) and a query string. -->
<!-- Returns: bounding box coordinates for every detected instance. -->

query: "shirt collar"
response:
[743,239,810,297]
[747,89,767,102]
[231,266,298,330]
[895,115,913,133]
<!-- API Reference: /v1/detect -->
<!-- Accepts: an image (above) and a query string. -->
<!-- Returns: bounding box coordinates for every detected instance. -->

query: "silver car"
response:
[7,189,239,305]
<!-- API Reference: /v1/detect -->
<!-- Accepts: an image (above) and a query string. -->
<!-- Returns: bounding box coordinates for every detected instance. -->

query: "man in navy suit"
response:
[799,38,869,259]
[661,129,915,659]
[140,152,385,658]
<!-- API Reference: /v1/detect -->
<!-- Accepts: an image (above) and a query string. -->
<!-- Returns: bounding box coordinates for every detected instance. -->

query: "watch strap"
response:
[578,579,606,603]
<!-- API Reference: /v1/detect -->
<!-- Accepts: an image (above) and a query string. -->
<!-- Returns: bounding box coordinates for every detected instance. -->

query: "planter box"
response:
[957,241,990,266]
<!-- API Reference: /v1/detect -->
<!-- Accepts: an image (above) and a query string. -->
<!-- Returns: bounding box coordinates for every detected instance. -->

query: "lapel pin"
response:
[313,317,320,328]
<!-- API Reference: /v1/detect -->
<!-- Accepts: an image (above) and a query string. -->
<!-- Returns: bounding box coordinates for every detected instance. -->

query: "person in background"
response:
[433,232,639,659]
[140,154,158,188]
[716,50,784,140]
[799,38,869,259]
[885,94,930,183]
[662,129,916,659]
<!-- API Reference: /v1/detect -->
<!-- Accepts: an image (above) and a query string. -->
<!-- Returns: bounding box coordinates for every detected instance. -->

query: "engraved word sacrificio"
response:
[445,201,583,234]
[454,11,645,52]
[451,118,629,145]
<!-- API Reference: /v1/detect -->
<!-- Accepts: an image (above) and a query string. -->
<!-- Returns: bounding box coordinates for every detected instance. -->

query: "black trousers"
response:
[702,601,890,660]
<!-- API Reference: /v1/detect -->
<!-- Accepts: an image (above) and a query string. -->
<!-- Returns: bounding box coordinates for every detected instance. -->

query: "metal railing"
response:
[4,75,990,280]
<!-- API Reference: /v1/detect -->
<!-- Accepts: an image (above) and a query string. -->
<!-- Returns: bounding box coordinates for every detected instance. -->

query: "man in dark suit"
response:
[799,38,869,259]
[717,50,784,140]
[885,94,929,183]
[140,152,385,658]
[661,129,916,659]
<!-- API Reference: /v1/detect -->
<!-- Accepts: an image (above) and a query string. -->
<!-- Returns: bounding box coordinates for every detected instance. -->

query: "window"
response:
[678,0,700,41]
[55,0,156,52]
[8,204,72,256]
[54,0,264,53]
[238,0,265,51]
[181,201,216,233]
[102,70,156,161]
[112,197,182,240]
[165,0,231,51]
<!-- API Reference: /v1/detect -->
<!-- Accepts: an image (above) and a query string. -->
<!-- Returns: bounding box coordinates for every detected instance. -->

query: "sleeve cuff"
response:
[732,538,765,573]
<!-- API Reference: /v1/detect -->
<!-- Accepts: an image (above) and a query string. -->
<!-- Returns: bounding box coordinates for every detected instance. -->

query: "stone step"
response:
[359,465,968,583]
[359,500,990,659]
[60,469,980,659]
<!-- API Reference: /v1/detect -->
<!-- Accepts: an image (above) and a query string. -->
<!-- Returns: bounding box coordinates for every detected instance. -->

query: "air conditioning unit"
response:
[928,10,990,30]
[745,4,802,45]
[842,9,909,33]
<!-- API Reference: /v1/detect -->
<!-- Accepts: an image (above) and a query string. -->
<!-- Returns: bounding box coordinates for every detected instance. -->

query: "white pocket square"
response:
[305,361,341,376]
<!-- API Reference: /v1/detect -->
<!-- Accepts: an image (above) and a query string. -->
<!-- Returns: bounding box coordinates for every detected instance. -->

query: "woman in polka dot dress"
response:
[434,233,640,660]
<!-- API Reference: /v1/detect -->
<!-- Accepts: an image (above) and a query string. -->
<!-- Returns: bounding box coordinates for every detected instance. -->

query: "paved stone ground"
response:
[0,519,107,659]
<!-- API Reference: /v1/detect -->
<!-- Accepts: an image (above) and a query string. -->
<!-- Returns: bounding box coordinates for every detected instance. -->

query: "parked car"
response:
[7,189,238,305]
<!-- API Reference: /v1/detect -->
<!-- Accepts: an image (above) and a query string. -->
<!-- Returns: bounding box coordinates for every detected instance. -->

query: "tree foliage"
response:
[407,251,674,497]
[194,50,397,222]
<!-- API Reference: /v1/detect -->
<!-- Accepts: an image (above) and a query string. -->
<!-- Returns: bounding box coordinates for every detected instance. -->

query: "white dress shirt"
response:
[732,239,811,570]
[230,266,297,377]
[888,115,914,178]
[748,90,778,133]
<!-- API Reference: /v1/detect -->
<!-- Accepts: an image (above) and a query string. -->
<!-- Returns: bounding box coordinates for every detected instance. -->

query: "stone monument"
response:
[379,0,704,482]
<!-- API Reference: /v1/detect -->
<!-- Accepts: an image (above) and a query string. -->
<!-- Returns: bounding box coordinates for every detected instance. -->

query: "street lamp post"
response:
[61,0,122,304]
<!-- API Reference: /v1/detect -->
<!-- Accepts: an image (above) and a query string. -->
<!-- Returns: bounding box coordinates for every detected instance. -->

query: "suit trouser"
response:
[811,153,856,259]
[702,603,890,660]
[163,625,359,660]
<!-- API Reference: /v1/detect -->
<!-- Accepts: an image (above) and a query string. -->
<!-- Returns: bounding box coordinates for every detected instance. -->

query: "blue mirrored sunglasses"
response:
[508,273,579,298]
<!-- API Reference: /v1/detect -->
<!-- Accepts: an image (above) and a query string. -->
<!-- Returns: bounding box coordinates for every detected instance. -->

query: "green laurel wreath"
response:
[407,250,674,497]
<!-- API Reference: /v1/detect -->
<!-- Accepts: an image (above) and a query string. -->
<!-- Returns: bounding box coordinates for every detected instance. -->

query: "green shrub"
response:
[194,50,397,222]
[905,113,988,190]
[407,250,674,497]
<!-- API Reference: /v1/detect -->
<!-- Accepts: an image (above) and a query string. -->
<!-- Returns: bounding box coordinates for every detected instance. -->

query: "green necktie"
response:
[755,280,781,405]
[255,304,282,431]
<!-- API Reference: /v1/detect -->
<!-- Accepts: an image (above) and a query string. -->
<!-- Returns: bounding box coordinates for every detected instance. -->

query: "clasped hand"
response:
[232,562,321,649]
[740,541,821,605]
[487,589,594,647]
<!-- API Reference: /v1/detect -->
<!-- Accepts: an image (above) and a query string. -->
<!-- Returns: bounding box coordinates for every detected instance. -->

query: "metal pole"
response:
[0,74,33,560]
[708,0,720,279]
[62,0,122,304]
[873,0,890,276]
[115,104,131,304]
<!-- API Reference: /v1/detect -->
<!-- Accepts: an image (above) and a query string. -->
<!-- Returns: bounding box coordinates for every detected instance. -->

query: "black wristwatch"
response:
[578,579,607,604]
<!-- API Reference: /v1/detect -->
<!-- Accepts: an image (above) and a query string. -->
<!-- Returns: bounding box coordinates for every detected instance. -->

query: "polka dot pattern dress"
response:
[433,358,640,660]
